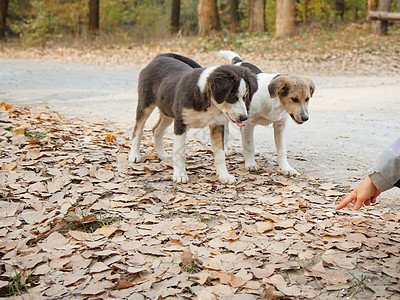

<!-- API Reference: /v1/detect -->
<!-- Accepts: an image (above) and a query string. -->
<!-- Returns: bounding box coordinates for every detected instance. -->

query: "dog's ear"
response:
[209,73,235,104]
[268,75,290,98]
[305,77,315,97]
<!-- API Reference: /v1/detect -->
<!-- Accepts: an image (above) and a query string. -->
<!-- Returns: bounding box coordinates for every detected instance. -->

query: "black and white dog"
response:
[219,50,315,176]
[129,53,258,183]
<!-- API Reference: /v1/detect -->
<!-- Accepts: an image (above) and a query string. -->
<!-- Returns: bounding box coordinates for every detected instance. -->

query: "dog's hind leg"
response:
[273,120,298,176]
[153,113,173,160]
[240,124,259,171]
[129,104,155,162]
[210,124,235,184]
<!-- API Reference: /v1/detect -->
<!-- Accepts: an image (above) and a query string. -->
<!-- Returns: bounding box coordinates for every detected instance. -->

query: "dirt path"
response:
[1,59,399,190]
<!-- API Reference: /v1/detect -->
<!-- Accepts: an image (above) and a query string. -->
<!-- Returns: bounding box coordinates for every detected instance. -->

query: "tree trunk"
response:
[335,0,345,20]
[275,0,296,38]
[88,0,100,36]
[304,0,309,23]
[197,0,221,36]
[371,0,394,35]
[230,0,240,32]
[248,0,265,33]
[171,0,180,31]
[368,0,378,11]
[0,0,9,40]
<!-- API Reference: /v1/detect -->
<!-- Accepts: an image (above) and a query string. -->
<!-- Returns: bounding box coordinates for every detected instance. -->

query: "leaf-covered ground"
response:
[1,103,399,299]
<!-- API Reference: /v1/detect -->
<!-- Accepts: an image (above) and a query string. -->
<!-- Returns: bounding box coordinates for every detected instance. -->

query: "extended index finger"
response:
[336,192,356,210]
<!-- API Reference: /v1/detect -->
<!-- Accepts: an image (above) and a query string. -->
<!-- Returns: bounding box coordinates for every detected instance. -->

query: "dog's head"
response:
[268,75,315,124]
[207,65,258,126]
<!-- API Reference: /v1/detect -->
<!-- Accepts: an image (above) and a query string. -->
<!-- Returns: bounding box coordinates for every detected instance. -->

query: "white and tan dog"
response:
[219,50,315,176]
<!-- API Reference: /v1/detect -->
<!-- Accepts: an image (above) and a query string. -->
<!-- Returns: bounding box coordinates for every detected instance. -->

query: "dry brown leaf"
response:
[223,230,241,241]
[95,168,114,181]
[94,225,120,237]
[229,274,246,287]
[104,134,117,143]
[322,271,350,285]
[208,237,225,248]
[115,280,134,289]
[0,102,13,110]
[0,201,20,218]
[269,274,302,296]
[256,221,275,233]
[90,262,110,273]
[203,257,223,271]
[252,266,275,279]
[81,281,114,295]
[26,148,41,159]
[1,162,17,171]
[275,219,295,229]
[181,246,194,266]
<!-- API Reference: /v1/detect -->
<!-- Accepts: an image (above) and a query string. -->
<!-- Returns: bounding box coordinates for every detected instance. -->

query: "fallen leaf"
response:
[256,221,275,233]
[203,257,223,271]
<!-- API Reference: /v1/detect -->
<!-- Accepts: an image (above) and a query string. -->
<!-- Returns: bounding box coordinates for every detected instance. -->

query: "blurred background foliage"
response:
[3,0,399,45]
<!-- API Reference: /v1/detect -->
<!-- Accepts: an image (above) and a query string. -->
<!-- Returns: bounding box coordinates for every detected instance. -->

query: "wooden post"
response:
[371,0,393,35]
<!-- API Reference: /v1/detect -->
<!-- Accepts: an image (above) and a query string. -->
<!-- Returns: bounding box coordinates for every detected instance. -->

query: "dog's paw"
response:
[279,166,299,177]
[219,174,236,184]
[173,170,189,183]
[128,151,141,163]
[245,162,260,172]
[157,153,171,161]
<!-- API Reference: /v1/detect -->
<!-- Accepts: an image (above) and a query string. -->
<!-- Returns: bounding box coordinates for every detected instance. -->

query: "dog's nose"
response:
[301,115,309,122]
[240,114,248,122]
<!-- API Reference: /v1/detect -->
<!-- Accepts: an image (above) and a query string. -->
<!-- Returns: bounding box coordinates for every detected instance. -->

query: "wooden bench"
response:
[368,11,400,22]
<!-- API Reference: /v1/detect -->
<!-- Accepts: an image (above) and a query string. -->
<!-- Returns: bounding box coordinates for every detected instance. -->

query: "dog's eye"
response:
[305,98,310,102]
[291,98,299,103]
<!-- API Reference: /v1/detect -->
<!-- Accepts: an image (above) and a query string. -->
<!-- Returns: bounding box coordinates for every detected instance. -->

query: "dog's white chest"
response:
[182,106,226,128]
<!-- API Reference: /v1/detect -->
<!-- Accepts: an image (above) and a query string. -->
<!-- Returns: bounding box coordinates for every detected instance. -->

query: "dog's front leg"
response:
[223,120,229,156]
[240,124,259,171]
[210,124,235,184]
[273,120,298,176]
[173,131,188,183]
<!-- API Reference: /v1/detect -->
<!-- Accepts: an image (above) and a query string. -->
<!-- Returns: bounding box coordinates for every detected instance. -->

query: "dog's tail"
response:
[218,50,243,65]
[158,53,202,69]
[219,50,263,75]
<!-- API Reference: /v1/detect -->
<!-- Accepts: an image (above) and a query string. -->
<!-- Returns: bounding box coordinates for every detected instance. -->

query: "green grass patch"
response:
[62,208,120,233]
[0,270,32,297]
[180,261,203,274]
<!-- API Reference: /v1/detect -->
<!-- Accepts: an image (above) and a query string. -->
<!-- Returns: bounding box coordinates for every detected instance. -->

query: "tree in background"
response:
[171,0,180,31]
[248,0,265,33]
[368,0,378,11]
[335,0,345,20]
[230,0,240,32]
[197,0,220,35]
[275,0,296,38]
[88,0,100,36]
[0,0,9,39]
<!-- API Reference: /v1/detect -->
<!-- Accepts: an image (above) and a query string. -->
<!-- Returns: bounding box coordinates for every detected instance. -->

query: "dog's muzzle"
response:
[290,114,308,124]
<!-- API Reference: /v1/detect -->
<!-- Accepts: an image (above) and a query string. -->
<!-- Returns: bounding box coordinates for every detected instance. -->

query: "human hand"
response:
[336,176,381,210]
